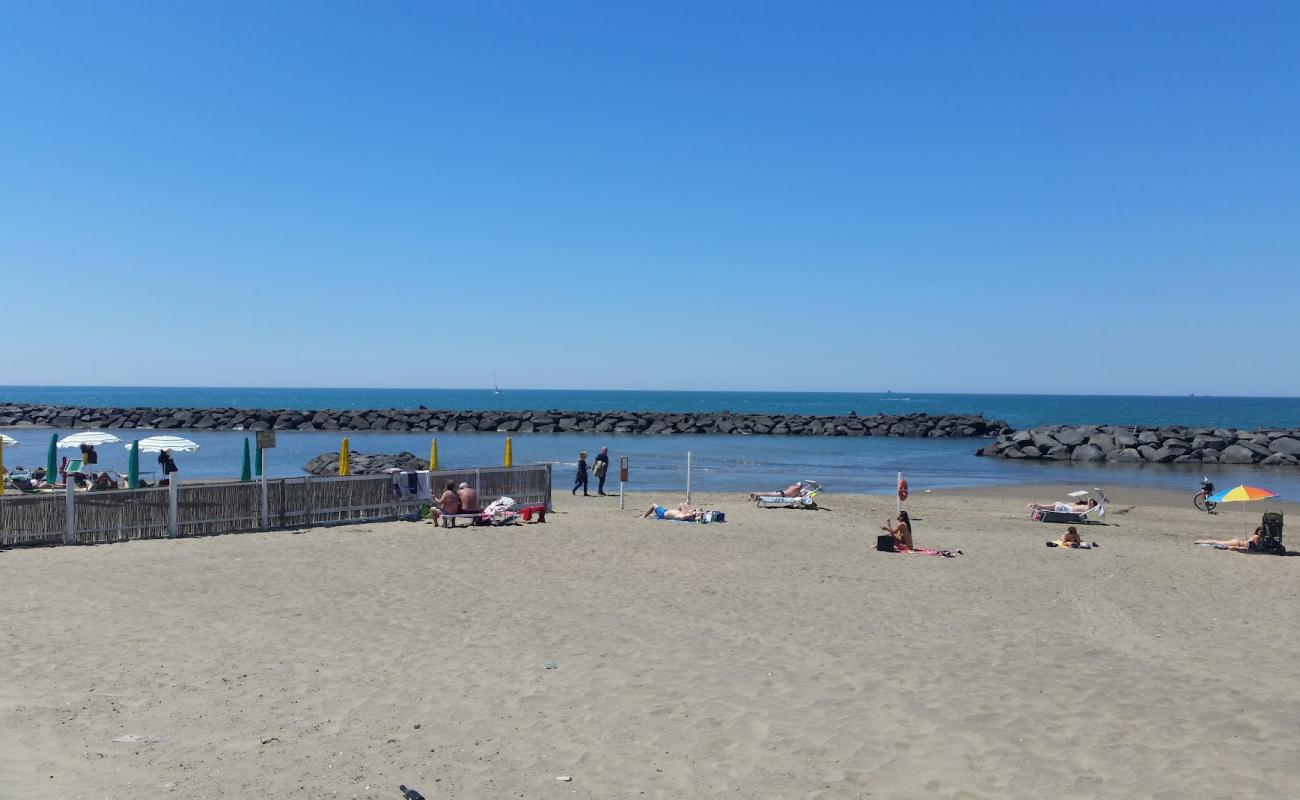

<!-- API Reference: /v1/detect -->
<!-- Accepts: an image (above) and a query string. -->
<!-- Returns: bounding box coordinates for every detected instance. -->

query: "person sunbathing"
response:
[1029,498,1098,514]
[89,472,119,491]
[1196,528,1264,552]
[749,483,804,500]
[1046,526,1098,548]
[642,502,703,521]
[880,511,914,549]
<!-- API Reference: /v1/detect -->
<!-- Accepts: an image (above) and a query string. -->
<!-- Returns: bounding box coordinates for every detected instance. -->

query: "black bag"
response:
[876,534,896,553]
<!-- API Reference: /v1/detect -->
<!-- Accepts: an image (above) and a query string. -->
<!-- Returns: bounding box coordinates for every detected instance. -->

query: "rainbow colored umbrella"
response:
[1207,485,1278,504]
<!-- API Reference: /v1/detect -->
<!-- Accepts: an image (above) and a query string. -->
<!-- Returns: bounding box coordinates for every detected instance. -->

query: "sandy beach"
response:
[3,484,1299,799]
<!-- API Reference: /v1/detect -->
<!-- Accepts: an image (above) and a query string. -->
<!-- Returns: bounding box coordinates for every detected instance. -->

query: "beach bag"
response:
[701,510,725,523]
[876,534,896,553]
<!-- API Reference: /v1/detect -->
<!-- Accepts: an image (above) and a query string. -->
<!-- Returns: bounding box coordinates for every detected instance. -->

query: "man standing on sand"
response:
[592,446,610,496]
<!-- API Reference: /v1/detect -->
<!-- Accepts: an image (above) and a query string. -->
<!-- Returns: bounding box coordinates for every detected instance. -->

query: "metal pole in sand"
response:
[260,449,269,529]
[686,451,692,505]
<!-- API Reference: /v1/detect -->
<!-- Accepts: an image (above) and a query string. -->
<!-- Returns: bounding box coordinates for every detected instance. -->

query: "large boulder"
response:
[1148,447,1182,463]
[1045,445,1072,460]
[1270,437,1300,457]
[1054,428,1087,447]
[1109,448,1144,463]
[1070,444,1106,462]
[1218,444,1258,465]
[1031,431,1062,451]
[1261,452,1299,466]
[1190,435,1227,451]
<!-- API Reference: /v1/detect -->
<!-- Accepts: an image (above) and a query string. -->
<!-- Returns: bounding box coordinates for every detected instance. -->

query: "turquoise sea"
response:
[3,387,1300,496]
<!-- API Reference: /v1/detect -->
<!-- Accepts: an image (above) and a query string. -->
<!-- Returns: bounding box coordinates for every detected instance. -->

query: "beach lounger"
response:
[755,481,822,509]
[1031,488,1108,524]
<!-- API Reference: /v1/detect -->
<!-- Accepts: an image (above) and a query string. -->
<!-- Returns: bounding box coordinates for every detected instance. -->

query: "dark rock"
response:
[1070,444,1106,462]
[1054,428,1087,447]
[1109,448,1143,463]
[1269,437,1300,457]
[1219,444,1257,464]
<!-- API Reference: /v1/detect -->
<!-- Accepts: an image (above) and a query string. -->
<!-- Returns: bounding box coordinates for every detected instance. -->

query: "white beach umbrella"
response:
[127,435,201,453]
[57,431,123,449]
[1,433,20,447]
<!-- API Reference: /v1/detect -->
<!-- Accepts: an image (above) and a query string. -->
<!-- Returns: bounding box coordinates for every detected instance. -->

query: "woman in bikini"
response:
[1196,528,1264,552]
[880,510,914,549]
[1029,498,1098,513]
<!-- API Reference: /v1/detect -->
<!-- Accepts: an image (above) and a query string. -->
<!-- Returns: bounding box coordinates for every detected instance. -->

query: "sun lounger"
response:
[1031,488,1107,524]
[755,481,821,509]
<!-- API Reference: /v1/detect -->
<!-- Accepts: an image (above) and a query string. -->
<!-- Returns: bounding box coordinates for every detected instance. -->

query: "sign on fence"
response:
[255,430,277,449]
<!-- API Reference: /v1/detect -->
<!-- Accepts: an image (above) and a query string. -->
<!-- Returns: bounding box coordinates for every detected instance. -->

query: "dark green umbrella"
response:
[46,433,57,484]
[127,440,140,489]
[254,444,263,477]
[240,438,252,482]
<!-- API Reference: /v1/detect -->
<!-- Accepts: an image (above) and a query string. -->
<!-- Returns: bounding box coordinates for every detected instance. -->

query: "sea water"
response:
[3,387,1299,495]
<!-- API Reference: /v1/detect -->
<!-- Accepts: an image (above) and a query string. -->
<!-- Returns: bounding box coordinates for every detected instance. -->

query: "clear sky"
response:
[2,1,1297,395]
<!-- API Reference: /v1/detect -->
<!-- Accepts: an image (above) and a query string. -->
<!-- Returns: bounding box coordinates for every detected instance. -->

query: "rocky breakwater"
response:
[978,424,1300,467]
[303,451,427,476]
[0,403,1005,438]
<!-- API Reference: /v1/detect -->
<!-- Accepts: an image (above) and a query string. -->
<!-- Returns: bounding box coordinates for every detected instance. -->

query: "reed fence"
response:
[0,464,553,547]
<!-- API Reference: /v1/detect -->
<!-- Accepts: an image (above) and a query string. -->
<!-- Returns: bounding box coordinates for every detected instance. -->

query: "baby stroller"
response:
[1259,512,1285,555]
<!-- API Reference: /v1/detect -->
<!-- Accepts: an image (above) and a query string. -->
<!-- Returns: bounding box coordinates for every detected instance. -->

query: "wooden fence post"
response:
[168,476,179,538]
[64,478,76,545]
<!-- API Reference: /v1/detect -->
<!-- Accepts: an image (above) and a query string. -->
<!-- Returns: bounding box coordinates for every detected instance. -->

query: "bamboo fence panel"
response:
[1,464,553,548]
[73,488,170,544]
[176,482,262,536]
[0,493,66,546]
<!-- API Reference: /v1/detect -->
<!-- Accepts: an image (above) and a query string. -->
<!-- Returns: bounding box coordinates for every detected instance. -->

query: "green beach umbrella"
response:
[254,444,263,477]
[127,440,140,489]
[46,433,57,484]
[240,438,252,482]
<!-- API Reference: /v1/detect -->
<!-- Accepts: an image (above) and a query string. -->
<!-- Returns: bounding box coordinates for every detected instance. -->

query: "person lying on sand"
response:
[642,503,703,521]
[749,483,805,501]
[1196,528,1264,552]
[1046,526,1098,549]
[1029,498,1098,514]
[880,511,914,549]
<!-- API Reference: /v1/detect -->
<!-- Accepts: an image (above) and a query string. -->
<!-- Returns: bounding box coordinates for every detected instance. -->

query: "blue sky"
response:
[2,1,1297,395]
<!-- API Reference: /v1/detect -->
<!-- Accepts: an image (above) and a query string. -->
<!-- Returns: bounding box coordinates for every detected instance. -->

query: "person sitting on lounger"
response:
[1046,526,1097,549]
[749,483,805,501]
[425,481,460,525]
[642,502,703,521]
[457,482,481,514]
[1029,498,1098,514]
[880,511,914,549]
[89,472,118,491]
[1196,528,1264,552]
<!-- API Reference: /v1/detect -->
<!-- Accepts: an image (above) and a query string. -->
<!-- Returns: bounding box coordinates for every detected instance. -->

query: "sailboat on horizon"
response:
[493,370,503,395]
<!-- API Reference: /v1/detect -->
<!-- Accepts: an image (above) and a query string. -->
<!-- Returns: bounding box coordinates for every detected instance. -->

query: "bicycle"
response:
[1193,477,1217,513]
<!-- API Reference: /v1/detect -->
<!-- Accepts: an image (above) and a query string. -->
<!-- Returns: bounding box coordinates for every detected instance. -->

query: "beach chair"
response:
[1259,512,1285,554]
[1031,488,1107,524]
[755,481,822,509]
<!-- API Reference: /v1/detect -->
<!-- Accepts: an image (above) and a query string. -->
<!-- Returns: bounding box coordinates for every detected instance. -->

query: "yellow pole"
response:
[429,438,438,471]
[503,436,513,467]
[339,437,351,476]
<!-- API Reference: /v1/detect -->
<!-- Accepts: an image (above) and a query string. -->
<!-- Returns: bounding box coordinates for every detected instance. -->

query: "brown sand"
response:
[2,485,1298,799]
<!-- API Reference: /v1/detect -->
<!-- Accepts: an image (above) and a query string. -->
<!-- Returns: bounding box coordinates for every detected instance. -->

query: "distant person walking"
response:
[593,446,610,496]
[573,451,589,496]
